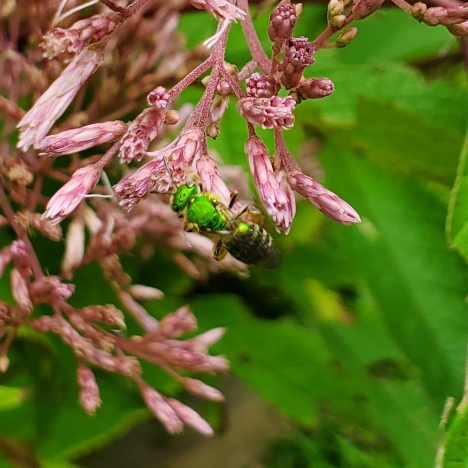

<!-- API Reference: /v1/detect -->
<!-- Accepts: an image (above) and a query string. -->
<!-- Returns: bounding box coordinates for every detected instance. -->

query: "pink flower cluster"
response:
[2,0,383,436]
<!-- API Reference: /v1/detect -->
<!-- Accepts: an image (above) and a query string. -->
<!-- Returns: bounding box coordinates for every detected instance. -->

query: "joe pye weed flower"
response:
[5,0,459,436]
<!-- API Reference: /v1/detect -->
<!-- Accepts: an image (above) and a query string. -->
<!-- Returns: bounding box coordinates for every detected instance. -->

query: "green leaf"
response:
[438,401,468,468]
[0,386,27,412]
[335,9,455,64]
[192,295,346,426]
[321,322,440,467]
[320,144,468,404]
[447,128,468,260]
[41,460,82,468]
[338,97,464,184]
[299,58,468,132]
[35,371,146,460]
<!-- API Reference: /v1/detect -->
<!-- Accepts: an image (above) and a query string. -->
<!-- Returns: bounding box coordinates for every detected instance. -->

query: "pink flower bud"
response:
[427,5,468,26]
[147,86,170,109]
[159,306,197,338]
[215,79,230,98]
[115,128,203,209]
[30,214,62,241]
[193,327,225,349]
[43,164,102,225]
[39,121,126,157]
[297,78,334,100]
[268,2,298,42]
[246,73,277,98]
[192,355,229,372]
[140,384,183,433]
[81,305,126,329]
[10,240,33,278]
[0,302,14,328]
[77,365,102,415]
[448,20,468,35]
[183,378,225,402]
[11,268,32,312]
[288,171,361,224]
[245,136,295,232]
[281,37,315,89]
[210,95,230,123]
[166,399,214,436]
[17,47,104,151]
[62,218,85,277]
[129,284,164,301]
[352,0,385,20]
[118,291,159,332]
[0,246,12,278]
[41,13,120,59]
[119,109,164,163]
[196,155,232,206]
[237,96,295,130]
[30,276,75,303]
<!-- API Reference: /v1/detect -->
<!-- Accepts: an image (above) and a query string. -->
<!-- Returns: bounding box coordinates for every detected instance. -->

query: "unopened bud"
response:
[129,284,164,301]
[11,268,32,312]
[164,110,179,125]
[147,86,169,109]
[207,122,220,139]
[184,378,225,402]
[421,6,447,25]
[411,2,427,20]
[6,161,33,186]
[352,0,385,20]
[297,78,334,100]
[140,384,183,434]
[448,20,468,35]
[166,399,214,436]
[246,73,277,98]
[77,365,101,415]
[42,164,102,225]
[210,95,229,122]
[268,2,298,42]
[216,79,232,97]
[336,27,358,47]
[0,356,9,373]
[329,14,347,27]
[39,121,127,157]
[62,218,85,277]
[328,0,345,17]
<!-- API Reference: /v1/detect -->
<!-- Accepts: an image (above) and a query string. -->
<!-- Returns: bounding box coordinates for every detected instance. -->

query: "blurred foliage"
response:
[2,4,468,468]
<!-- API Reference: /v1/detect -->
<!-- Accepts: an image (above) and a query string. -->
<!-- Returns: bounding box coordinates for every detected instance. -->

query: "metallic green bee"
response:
[171,183,281,269]
[171,182,230,233]
[211,205,281,269]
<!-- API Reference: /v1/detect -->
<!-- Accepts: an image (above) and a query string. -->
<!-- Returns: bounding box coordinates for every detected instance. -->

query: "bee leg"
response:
[183,220,199,232]
[244,206,264,225]
[213,239,228,261]
[234,205,264,225]
[228,191,239,209]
